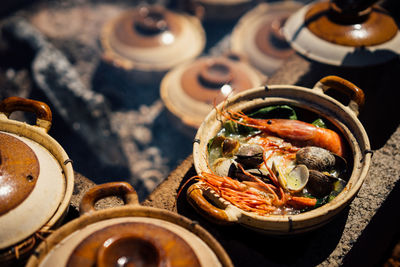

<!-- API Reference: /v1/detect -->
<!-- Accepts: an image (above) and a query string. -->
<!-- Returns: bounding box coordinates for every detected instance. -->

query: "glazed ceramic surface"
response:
[283,1,400,66]
[190,76,371,234]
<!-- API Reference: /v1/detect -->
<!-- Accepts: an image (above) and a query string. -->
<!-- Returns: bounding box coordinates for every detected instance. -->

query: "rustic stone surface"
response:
[1,1,399,266]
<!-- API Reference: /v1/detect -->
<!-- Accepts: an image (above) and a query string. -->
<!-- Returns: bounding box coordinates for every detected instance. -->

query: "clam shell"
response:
[296,146,336,171]
[306,170,336,198]
[272,161,309,192]
[235,144,264,169]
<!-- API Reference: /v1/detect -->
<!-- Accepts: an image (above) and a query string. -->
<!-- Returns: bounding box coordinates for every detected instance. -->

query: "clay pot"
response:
[231,1,303,75]
[26,182,233,267]
[0,97,74,263]
[179,0,257,21]
[101,4,205,84]
[283,0,400,66]
[160,53,266,135]
[189,76,371,234]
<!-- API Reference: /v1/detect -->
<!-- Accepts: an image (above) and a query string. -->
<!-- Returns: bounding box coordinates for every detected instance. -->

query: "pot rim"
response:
[191,76,371,234]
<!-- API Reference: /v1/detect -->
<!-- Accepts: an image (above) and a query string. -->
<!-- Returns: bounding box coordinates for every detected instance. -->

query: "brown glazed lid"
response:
[160,54,266,132]
[254,13,294,60]
[101,5,205,71]
[181,56,254,104]
[67,222,201,267]
[305,0,398,46]
[231,1,304,75]
[0,132,39,216]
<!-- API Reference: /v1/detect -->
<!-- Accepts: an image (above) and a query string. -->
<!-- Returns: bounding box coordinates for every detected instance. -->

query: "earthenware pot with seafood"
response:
[0,97,74,264]
[189,75,371,234]
[26,182,232,267]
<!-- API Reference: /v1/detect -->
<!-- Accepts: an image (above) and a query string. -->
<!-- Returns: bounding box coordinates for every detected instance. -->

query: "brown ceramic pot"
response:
[0,97,74,263]
[160,53,266,135]
[189,76,371,234]
[231,1,303,75]
[101,5,205,84]
[179,0,257,21]
[26,182,233,267]
[283,0,400,66]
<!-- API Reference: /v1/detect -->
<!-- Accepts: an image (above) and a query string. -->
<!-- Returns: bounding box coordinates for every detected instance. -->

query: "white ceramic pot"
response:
[283,0,400,66]
[0,97,74,263]
[101,5,205,84]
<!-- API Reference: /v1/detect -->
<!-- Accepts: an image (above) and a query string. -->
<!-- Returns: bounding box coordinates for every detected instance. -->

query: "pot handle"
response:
[187,184,240,224]
[314,75,365,116]
[0,96,52,132]
[80,182,139,215]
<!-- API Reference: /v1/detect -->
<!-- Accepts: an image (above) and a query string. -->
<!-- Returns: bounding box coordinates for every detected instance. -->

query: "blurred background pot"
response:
[160,53,266,136]
[178,0,258,21]
[101,4,206,85]
[231,1,304,76]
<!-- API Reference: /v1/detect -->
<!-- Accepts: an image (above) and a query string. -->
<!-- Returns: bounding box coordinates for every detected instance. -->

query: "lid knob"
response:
[329,0,379,24]
[332,0,378,13]
[199,61,233,88]
[270,17,291,49]
[97,235,165,267]
[135,6,168,35]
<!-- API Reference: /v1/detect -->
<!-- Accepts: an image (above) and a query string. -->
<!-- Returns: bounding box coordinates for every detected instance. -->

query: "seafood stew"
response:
[202,105,350,216]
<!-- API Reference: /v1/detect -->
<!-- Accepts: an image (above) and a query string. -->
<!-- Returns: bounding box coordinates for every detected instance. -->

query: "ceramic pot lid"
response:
[283,0,400,66]
[29,182,231,267]
[0,97,70,251]
[160,54,266,130]
[101,5,205,71]
[0,133,40,216]
[0,133,66,250]
[231,1,303,75]
[66,222,201,267]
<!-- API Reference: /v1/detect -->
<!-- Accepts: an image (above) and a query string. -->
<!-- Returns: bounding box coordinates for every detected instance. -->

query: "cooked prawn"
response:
[222,110,345,157]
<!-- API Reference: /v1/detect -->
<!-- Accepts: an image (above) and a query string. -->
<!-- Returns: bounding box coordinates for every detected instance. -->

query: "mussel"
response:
[296,146,347,173]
